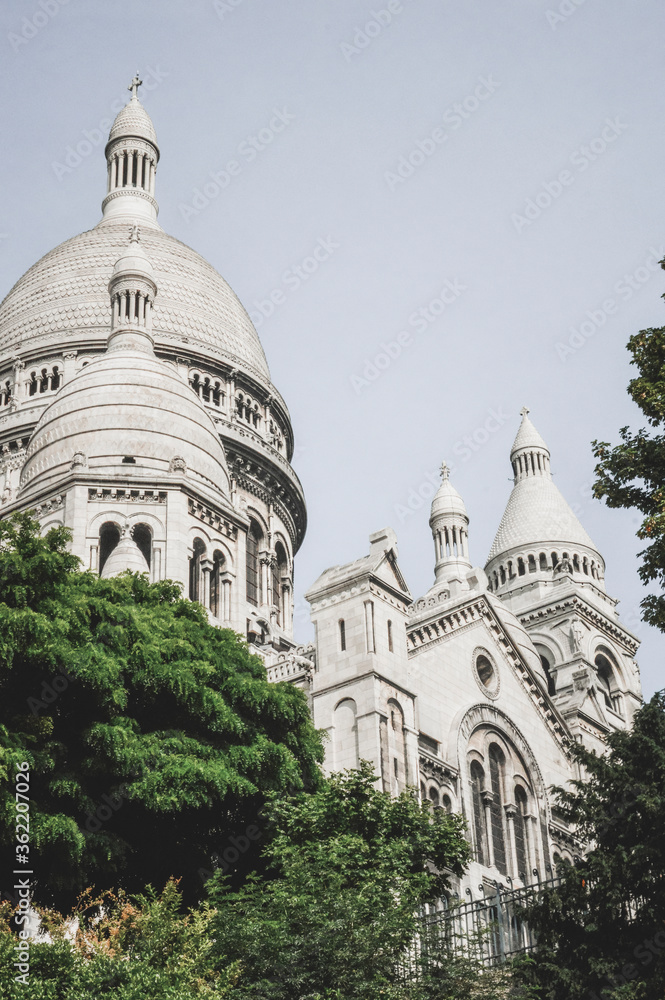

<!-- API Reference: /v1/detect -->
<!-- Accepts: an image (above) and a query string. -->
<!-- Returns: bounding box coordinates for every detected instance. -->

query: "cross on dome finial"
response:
[128,73,142,100]
[129,224,140,243]
[440,461,450,482]
[520,405,530,418]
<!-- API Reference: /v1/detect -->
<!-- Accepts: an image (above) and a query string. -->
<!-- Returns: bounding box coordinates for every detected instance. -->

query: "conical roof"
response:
[487,412,603,566]
[101,532,151,578]
[511,408,549,458]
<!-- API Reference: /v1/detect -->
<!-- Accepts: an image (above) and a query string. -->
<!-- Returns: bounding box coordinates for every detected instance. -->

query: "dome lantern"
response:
[510,406,551,483]
[429,462,472,584]
[107,225,157,353]
[102,74,160,225]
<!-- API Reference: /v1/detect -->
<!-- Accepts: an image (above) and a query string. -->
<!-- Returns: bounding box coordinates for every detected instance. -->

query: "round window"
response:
[473,649,500,698]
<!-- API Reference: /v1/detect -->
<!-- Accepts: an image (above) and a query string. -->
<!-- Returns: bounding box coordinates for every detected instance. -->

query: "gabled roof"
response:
[305,527,411,600]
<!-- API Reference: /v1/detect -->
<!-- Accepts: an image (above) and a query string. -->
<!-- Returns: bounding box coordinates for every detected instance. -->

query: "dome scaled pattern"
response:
[0,223,271,382]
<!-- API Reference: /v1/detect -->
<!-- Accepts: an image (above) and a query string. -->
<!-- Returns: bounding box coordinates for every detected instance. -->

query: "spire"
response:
[430,463,471,584]
[510,405,551,483]
[102,77,160,225]
[107,227,158,354]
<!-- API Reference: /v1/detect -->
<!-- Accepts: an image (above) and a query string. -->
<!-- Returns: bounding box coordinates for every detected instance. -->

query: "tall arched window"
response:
[339,619,346,651]
[189,538,205,602]
[470,761,486,865]
[99,522,120,575]
[210,550,225,617]
[595,653,614,708]
[514,786,529,879]
[133,523,152,569]
[539,653,556,697]
[388,699,406,793]
[273,542,288,625]
[246,521,261,606]
[387,619,393,652]
[334,698,358,770]
[488,744,507,875]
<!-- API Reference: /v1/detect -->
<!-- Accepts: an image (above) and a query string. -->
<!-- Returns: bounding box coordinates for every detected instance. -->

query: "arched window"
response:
[551,552,559,569]
[246,521,261,606]
[272,542,288,626]
[441,794,452,814]
[517,557,525,577]
[540,653,556,697]
[189,538,205,602]
[595,652,616,709]
[573,554,580,573]
[428,787,439,808]
[387,619,393,653]
[388,700,406,793]
[488,744,507,875]
[133,523,152,569]
[514,786,529,880]
[528,554,537,573]
[339,619,346,651]
[470,761,486,865]
[539,552,547,571]
[334,698,358,770]
[210,550,225,617]
[99,522,120,575]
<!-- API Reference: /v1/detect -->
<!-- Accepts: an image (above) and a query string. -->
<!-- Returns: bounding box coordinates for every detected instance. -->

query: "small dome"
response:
[111,234,155,281]
[430,464,467,521]
[108,97,158,148]
[19,348,231,504]
[101,532,150,578]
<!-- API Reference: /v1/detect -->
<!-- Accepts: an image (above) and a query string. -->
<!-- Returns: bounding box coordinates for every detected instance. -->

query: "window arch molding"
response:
[454,704,552,828]
[472,646,500,699]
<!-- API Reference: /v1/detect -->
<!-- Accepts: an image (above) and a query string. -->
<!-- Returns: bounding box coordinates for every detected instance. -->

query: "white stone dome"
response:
[108,96,158,147]
[18,346,231,503]
[430,478,468,520]
[0,221,271,381]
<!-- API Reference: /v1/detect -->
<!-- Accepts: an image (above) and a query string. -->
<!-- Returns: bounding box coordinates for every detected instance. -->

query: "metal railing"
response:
[406,872,561,974]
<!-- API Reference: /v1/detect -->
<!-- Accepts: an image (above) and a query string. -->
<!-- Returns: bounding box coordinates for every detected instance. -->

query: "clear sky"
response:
[0,0,663,697]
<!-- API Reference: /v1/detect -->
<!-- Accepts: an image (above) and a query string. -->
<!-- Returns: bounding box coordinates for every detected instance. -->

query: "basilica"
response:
[0,82,642,893]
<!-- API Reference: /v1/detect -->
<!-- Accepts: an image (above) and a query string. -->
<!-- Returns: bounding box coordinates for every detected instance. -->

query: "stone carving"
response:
[570,616,584,653]
[71,451,87,469]
[169,455,187,473]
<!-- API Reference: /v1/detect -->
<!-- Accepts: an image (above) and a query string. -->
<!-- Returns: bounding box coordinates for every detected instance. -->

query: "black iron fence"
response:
[406,872,561,974]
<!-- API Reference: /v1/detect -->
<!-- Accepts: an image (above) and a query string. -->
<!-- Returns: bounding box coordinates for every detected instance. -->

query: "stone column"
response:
[221,572,233,623]
[504,803,519,877]
[481,790,495,868]
[259,551,273,607]
[201,558,213,611]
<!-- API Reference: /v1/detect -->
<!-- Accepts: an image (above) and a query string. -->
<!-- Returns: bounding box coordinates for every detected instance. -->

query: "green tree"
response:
[516,692,665,1000]
[592,321,665,631]
[206,761,473,999]
[0,513,324,910]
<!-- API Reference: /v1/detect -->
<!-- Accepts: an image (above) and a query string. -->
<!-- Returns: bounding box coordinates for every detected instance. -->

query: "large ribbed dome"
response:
[0,221,271,381]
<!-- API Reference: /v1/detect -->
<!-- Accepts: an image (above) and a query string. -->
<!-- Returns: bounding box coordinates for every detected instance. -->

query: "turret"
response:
[102,74,160,225]
[430,463,472,588]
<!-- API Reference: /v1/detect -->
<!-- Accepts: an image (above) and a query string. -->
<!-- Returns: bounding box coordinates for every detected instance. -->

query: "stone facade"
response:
[0,83,643,896]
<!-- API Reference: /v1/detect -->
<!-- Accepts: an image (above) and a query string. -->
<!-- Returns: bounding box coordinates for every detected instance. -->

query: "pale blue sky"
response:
[1,0,663,696]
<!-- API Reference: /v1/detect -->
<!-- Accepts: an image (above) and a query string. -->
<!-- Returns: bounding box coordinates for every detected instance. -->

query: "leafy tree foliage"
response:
[592,321,665,631]
[0,513,323,910]
[206,761,474,999]
[517,692,665,1000]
